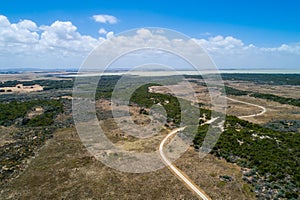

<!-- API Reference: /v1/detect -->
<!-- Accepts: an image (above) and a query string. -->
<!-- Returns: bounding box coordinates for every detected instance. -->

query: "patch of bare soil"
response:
[1,128,255,199]
[0,84,43,93]
[26,107,44,119]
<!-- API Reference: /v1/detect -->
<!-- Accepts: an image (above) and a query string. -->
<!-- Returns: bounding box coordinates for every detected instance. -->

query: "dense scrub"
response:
[221,73,300,86]
[250,93,300,107]
[130,83,211,127]
[193,116,300,199]
[265,120,300,132]
[0,99,63,126]
[223,85,300,107]
[0,127,55,181]
[224,86,249,96]
[0,79,74,90]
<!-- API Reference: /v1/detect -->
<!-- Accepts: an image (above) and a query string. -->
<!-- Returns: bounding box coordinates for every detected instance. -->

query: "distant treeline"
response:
[0,79,74,90]
[224,86,300,107]
[221,73,300,86]
[185,74,300,107]
[223,86,249,96]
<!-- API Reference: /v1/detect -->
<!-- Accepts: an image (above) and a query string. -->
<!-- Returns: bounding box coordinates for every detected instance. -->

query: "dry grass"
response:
[149,80,300,125]
[1,128,255,200]
[226,80,300,99]
[0,126,17,146]
[228,95,300,124]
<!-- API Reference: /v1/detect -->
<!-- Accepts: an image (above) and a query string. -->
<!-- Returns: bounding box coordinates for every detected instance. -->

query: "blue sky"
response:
[0,0,300,69]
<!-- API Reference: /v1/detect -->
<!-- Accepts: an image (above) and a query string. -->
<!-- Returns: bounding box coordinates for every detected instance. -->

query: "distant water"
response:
[218,69,300,74]
[63,69,300,77]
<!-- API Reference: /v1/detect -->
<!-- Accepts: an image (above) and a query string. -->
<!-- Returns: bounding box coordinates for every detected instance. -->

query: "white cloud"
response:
[0,15,39,45]
[17,20,38,31]
[98,28,107,34]
[0,16,105,68]
[0,15,11,27]
[194,35,300,68]
[0,14,300,69]
[260,43,300,55]
[39,20,102,53]
[106,31,114,39]
[93,14,118,24]
[194,35,244,52]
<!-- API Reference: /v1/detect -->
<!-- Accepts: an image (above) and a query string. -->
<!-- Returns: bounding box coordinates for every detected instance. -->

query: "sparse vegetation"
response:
[223,85,300,107]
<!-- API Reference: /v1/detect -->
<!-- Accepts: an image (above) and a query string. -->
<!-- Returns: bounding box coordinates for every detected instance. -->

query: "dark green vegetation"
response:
[250,93,300,107]
[0,79,74,90]
[0,99,66,181]
[0,127,55,181]
[0,79,74,102]
[95,76,121,99]
[265,120,300,133]
[1,74,299,199]
[223,86,249,96]
[94,75,184,100]
[130,83,211,127]
[130,83,182,126]
[130,75,299,199]
[0,79,74,182]
[221,73,300,86]
[129,81,299,199]
[187,74,300,107]
[193,116,300,199]
[224,85,300,107]
[0,100,63,127]
[95,75,298,199]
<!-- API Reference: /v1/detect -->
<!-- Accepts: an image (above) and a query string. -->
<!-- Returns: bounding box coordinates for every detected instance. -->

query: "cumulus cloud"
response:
[39,20,103,53]
[0,15,105,68]
[0,15,10,27]
[17,20,38,31]
[0,14,300,69]
[194,35,300,68]
[194,35,245,52]
[93,14,118,24]
[0,15,39,45]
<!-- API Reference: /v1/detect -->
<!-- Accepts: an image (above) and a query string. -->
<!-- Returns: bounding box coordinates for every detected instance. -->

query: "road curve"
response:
[159,97,266,199]
[226,96,267,118]
[159,127,211,200]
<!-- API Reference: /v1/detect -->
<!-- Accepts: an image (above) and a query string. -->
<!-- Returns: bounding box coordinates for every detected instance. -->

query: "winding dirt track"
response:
[159,127,211,200]
[226,96,267,118]
[159,97,267,199]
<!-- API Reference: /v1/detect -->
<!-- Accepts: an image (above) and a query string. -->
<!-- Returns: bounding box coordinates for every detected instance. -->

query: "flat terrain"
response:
[1,128,254,200]
[1,73,299,199]
[179,79,300,125]
[225,80,300,99]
